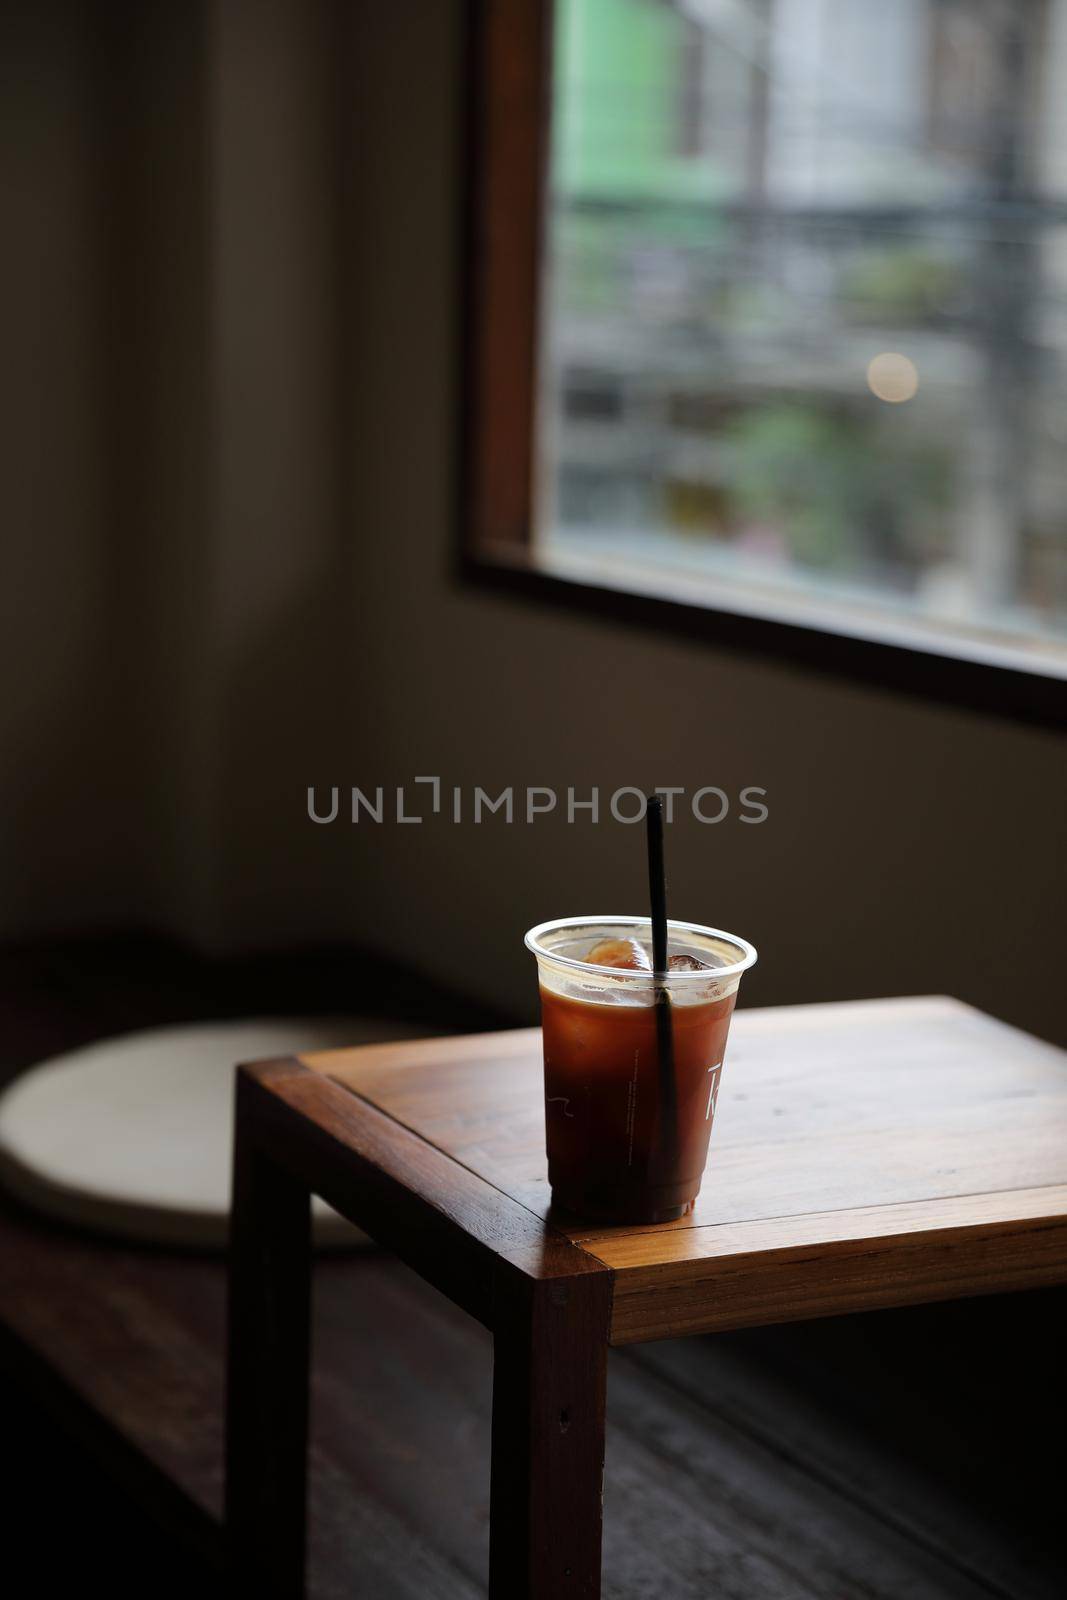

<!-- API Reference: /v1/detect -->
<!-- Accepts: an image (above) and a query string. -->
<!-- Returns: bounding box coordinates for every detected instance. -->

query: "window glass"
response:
[539,0,1067,655]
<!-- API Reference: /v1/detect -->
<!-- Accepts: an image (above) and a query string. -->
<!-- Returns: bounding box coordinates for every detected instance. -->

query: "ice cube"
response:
[667,952,710,972]
[586,937,652,971]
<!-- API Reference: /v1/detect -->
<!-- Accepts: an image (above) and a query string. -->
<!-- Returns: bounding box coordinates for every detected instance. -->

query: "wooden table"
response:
[226,997,1067,1598]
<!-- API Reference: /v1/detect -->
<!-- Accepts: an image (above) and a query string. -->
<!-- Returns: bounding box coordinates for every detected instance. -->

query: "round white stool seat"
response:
[0,1017,423,1249]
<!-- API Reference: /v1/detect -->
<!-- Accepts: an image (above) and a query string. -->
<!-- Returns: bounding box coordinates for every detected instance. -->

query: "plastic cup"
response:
[525,916,757,1223]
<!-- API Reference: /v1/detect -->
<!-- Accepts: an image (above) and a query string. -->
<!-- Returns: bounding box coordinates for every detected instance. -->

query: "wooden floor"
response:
[0,936,1064,1598]
[3,1206,1065,1599]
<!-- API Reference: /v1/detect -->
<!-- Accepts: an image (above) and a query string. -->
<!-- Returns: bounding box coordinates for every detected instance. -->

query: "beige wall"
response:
[2,0,1065,1044]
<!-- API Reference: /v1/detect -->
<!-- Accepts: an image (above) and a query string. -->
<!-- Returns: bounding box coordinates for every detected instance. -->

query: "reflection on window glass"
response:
[539,0,1067,650]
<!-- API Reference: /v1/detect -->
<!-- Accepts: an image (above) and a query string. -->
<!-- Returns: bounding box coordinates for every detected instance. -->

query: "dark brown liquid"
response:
[540,984,736,1222]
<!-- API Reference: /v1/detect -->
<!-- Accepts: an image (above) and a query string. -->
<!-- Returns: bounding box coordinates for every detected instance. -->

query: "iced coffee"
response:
[525,917,757,1223]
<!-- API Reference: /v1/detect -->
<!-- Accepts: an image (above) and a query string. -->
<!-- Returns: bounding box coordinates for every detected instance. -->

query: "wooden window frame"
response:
[456,0,1067,732]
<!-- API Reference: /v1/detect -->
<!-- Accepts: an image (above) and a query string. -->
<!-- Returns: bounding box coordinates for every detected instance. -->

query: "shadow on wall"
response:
[1,0,137,927]
[1,0,359,946]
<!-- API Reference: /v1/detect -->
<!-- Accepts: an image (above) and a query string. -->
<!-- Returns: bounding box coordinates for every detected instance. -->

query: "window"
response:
[462,0,1067,722]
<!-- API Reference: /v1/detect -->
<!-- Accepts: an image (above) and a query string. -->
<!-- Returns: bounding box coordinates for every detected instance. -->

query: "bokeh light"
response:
[867,353,919,403]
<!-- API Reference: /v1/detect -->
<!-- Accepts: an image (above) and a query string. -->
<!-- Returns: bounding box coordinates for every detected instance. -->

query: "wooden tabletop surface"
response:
[302,997,1067,1344]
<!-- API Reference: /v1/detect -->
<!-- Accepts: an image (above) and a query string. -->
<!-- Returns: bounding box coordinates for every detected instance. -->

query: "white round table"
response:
[0,1017,426,1249]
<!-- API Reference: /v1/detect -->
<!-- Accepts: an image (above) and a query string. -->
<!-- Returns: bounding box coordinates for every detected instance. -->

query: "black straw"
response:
[646,796,677,1173]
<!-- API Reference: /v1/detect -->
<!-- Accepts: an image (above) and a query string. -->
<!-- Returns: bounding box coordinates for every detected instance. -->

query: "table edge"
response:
[235,1058,612,1329]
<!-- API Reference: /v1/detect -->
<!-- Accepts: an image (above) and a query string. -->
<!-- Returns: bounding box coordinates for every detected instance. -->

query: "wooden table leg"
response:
[226,1074,312,1597]
[489,1269,612,1599]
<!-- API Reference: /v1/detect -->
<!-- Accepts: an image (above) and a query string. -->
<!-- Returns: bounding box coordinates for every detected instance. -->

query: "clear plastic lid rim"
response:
[524,915,758,983]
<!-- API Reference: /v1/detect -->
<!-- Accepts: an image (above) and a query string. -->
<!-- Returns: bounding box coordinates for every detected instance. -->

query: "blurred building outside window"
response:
[538,0,1067,658]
